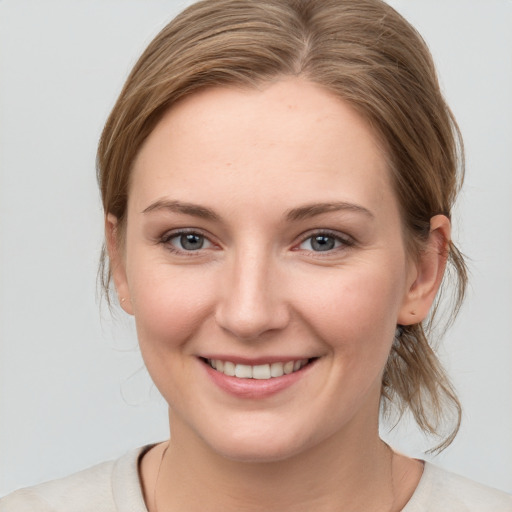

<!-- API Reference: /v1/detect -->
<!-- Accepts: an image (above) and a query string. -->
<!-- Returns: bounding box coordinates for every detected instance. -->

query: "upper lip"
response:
[199,355,318,365]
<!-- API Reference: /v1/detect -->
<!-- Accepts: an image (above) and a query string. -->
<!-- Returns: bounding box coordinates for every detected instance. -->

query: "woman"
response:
[2,0,511,510]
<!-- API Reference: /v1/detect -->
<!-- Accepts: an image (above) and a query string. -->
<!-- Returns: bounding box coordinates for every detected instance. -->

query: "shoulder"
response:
[404,462,512,512]
[0,459,116,512]
[0,446,150,512]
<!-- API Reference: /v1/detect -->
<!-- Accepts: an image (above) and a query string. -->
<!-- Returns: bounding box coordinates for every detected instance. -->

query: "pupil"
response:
[312,235,334,251]
[181,234,203,250]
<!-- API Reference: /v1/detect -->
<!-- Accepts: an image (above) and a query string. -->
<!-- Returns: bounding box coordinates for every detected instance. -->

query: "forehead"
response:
[130,78,395,218]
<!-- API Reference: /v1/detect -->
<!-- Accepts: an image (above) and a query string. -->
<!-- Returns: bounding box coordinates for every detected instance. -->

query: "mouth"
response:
[201,358,315,380]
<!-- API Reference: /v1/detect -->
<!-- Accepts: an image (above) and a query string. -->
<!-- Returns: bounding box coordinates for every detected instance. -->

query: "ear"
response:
[397,215,451,325]
[105,213,133,315]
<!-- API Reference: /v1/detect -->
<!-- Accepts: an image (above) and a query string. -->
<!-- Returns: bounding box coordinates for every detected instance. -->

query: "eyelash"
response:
[159,229,214,256]
[159,229,354,256]
[295,230,354,254]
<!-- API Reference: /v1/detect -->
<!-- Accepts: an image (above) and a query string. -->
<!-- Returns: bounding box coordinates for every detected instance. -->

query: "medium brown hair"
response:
[97,0,467,451]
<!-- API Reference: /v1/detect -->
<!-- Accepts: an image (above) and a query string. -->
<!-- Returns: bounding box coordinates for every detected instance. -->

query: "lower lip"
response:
[201,359,316,399]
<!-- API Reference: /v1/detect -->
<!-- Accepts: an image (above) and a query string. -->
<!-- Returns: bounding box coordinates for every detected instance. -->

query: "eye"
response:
[298,232,349,252]
[164,231,213,252]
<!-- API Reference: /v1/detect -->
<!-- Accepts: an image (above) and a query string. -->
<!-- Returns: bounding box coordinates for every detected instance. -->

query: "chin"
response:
[199,420,317,464]
[213,439,304,464]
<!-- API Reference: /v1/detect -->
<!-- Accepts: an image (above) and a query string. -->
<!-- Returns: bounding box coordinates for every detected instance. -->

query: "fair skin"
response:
[107,78,449,511]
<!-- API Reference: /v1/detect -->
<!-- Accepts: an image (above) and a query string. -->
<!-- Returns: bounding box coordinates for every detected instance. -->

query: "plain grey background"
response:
[1,0,511,496]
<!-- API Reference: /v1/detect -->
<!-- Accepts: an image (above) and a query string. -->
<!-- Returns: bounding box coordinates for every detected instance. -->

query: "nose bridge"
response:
[215,242,288,340]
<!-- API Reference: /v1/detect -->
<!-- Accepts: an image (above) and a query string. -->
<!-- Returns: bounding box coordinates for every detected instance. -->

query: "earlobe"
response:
[398,215,451,326]
[105,213,133,315]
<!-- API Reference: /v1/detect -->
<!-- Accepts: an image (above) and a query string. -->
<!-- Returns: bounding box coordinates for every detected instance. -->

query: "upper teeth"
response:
[208,359,309,379]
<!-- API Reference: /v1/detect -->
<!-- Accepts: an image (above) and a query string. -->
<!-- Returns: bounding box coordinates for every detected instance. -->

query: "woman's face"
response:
[110,78,432,462]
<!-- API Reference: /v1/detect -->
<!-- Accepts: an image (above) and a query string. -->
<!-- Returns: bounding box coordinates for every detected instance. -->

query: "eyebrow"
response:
[142,200,220,221]
[285,202,374,222]
[142,199,373,223]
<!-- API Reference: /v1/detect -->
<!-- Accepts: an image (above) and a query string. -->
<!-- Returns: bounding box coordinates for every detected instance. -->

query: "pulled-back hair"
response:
[97,0,467,451]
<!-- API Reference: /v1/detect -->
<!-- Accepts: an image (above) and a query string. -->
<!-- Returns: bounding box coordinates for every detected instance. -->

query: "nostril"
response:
[215,300,290,341]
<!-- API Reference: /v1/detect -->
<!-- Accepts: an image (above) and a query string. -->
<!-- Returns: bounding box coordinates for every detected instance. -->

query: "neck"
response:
[152,413,396,512]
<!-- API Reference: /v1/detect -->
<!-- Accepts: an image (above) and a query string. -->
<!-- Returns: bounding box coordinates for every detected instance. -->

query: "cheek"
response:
[295,263,405,355]
[127,257,217,354]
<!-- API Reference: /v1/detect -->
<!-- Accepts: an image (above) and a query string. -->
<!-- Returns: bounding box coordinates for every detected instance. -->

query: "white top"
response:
[1,446,511,511]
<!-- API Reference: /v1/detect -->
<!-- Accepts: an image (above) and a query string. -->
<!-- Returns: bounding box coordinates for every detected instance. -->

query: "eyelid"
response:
[160,228,218,255]
[157,227,354,256]
[293,229,355,252]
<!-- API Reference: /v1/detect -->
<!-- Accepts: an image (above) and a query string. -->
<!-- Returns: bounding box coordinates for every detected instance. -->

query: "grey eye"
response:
[171,233,211,251]
[300,234,341,252]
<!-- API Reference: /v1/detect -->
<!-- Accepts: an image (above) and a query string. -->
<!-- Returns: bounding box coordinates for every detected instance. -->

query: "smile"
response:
[206,359,311,379]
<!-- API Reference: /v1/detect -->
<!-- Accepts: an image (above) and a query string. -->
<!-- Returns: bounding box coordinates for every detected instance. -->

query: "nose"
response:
[214,250,290,341]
